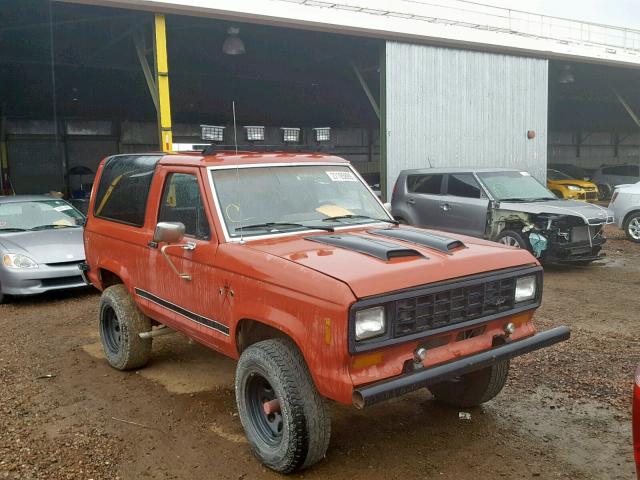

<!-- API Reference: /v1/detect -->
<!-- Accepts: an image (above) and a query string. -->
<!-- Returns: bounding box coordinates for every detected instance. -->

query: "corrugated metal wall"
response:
[385,42,548,198]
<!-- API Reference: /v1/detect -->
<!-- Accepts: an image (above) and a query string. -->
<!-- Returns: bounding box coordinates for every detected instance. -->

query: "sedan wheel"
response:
[499,235,522,248]
[626,214,640,243]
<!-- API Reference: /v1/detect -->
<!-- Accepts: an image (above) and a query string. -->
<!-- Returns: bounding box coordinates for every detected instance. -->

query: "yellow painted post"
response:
[154,14,173,152]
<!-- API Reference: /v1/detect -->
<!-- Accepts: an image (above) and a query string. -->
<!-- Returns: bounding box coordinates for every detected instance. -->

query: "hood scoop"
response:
[369,228,465,255]
[306,234,424,261]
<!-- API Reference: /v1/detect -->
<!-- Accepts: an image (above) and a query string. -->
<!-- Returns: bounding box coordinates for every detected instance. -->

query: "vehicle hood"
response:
[498,199,612,223]
[548,179,596,188]
[246,226,537,298]
[0,228,85,264]
[615,182,640,193]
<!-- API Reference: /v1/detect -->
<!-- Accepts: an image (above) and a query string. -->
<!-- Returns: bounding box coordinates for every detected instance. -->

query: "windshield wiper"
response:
[498,197,555,203]
[238,222,335,233]
[322,214,398,225]
[29,224,78,231]
[0,227,27,232]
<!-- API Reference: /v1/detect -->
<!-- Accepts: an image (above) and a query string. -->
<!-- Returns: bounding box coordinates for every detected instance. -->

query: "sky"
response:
[478,0,640,30]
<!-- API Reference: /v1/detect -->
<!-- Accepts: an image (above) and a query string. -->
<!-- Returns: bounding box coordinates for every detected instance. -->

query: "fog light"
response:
[504,322,516,336]
[413,347,427,363]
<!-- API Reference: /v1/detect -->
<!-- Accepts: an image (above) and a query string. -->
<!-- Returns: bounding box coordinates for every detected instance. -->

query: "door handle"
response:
[407,198,416,205]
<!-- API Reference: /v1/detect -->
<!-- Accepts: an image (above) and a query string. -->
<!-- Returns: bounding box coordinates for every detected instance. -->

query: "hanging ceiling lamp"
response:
[558,65,574,84]
[222,26,246,55]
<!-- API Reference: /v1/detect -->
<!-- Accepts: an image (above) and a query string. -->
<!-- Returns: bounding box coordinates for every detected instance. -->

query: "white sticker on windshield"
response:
[54,205,73,212]
[326,171,357,182]
[520,171,531,176]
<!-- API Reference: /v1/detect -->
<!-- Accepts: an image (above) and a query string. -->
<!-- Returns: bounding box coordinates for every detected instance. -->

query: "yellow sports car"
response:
[547,169,599,202]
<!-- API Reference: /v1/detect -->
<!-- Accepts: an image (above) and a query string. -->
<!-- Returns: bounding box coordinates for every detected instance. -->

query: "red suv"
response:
[82,151,569,473]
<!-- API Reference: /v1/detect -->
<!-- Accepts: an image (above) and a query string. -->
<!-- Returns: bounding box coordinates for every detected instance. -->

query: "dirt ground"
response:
[1,226,639,480]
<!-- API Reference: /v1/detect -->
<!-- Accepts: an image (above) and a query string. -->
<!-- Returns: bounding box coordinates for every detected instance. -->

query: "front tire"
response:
[495,229,528,250]
[235,338,330,474]
[429,360,510,408]
[624,212,640,243]
[99,284,152,370]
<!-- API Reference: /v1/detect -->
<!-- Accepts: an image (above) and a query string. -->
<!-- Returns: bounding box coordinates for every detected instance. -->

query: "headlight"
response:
[515,275,536,302]
[355,306,386,341]
[2,253,39,269]
[567,185,582,191]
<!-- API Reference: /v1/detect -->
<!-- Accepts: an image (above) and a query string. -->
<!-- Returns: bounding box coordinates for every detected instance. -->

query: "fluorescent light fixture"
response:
[313,127,331,142]
[200,125,225,142]
[244,126,265,141]
[281,127,300,143]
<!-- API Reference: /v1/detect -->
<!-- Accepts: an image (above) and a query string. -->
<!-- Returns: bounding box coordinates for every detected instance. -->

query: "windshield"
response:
[477,171,555,201]
[210,165,390,238]
[548,169,572,181]
[0,199,84,232]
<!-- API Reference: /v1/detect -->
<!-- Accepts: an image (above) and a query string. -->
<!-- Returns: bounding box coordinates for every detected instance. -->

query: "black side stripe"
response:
[134,288,230,336]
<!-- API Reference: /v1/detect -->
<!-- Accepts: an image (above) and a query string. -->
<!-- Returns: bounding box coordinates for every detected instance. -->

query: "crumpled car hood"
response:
[247,227,538,298]
[0,228,85,264]
[498,199,612,222]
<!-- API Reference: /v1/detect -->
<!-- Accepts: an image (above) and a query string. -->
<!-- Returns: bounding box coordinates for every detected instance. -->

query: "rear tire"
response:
[624,212,640,243]
[429,360,510,408]
[98,284,152,370]
[235,338,330,473]
[495,229,528,250]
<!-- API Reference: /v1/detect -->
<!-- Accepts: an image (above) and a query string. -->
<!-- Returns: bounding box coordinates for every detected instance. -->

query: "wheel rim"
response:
[499,236,521,248]
[245,373,283,447]
[629,218,640,240]
[101,305,121,355]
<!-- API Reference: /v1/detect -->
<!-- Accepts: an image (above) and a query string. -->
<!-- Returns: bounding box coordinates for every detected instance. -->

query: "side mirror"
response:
[153,222,185,244]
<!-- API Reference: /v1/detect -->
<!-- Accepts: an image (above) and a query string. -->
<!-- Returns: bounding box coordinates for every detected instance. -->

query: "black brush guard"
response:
[352,326,570,409]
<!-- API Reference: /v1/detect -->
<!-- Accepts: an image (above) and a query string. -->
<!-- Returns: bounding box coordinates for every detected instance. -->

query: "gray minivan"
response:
[390,168,613,264]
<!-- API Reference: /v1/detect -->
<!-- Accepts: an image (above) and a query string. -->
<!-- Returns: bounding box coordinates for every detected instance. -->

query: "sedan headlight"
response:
[355,306,386,341]
[567,185,582,191]
[515,275,536,302]
[2,253,39,269]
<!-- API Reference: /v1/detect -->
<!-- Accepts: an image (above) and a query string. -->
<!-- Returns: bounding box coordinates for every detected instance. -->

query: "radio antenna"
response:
[232,101,244,244]
[232,101,239,155]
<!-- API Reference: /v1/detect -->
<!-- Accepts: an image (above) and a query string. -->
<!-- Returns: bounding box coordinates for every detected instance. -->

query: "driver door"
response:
[142,167,228,350]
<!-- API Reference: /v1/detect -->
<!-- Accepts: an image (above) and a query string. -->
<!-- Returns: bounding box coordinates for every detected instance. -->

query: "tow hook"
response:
[263,399,281,415]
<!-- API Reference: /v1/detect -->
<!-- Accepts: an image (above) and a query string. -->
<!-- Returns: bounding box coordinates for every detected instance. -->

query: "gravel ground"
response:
[1,226,638,479]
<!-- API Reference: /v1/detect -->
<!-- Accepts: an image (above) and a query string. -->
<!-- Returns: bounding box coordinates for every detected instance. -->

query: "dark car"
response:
[390,168,614,264]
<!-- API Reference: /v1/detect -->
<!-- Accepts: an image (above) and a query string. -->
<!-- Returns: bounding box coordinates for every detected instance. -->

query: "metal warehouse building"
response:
[1,0,639,200]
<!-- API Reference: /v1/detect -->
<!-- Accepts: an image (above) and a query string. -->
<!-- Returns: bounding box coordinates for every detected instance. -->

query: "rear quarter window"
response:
[93,155,162,226]
[407,174,443,195]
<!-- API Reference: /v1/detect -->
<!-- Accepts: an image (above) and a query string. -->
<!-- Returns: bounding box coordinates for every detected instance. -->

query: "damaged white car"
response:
[391,168,614,264]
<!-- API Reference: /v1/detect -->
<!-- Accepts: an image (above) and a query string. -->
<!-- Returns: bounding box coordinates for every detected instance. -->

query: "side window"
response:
[604,165,638,176]
[447,174,481,199]
[158,173,211,240]
[94,155,161,226]
[407,174,443,195]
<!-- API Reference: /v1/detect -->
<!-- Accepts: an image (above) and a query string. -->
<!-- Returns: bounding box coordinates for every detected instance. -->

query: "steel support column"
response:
[154,14,172,152]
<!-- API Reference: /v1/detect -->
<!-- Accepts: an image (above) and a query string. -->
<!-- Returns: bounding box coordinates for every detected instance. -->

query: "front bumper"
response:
[352,326,570,408]
[0,261,88,296]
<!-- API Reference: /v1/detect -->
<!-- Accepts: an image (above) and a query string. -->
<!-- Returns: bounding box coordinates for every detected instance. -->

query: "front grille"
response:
[394,278,516,337]
[45,261,82,267]
[585,191,598,200]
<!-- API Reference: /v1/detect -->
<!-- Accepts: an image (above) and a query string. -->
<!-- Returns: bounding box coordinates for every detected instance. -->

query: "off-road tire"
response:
[235,338,330,474]
[429,360,510,408]
[495,229,528,250]
[624,212,640,243]
[551,189,564,199]
[98,284,152,370]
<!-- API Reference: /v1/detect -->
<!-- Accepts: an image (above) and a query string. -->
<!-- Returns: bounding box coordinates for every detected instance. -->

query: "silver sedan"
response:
[0,195,87,303]
[609,182,640,242]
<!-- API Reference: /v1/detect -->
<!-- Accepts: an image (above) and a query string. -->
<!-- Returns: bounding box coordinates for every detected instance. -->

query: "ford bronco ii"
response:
[83,152,570,473]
